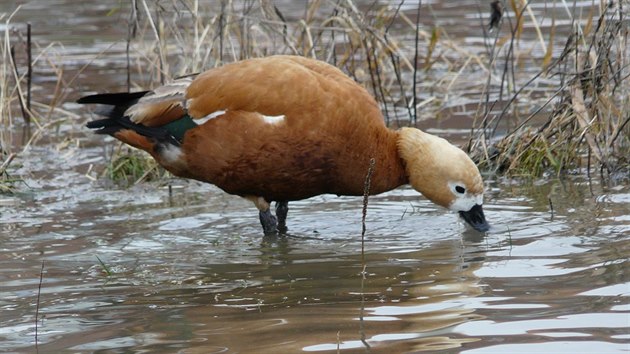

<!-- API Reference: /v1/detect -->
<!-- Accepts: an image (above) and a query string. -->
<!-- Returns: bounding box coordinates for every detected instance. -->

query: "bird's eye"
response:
[455,186,466,194]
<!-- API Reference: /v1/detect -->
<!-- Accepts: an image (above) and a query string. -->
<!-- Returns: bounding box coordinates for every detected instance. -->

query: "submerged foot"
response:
[275,201,289,234]
[259,209,278,235]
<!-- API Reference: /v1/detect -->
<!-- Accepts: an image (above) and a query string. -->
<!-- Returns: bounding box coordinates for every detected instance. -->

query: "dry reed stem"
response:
[34,260,44,352]
[359,157,375,351]
[569,53,603,163]
[0,153,16,176]
[520,0,546,53]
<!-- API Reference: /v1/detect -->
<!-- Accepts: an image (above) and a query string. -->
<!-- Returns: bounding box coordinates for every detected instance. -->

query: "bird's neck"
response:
[365,128,409,195]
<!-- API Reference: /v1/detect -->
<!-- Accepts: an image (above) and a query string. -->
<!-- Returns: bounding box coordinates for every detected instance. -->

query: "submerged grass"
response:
[95,255,112,277]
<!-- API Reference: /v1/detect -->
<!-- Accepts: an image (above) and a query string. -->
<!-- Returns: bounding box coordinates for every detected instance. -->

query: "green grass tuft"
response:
[106,148,168,186]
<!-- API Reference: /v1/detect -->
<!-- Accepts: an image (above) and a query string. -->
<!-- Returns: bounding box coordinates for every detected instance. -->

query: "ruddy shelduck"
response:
[78,55,489,235]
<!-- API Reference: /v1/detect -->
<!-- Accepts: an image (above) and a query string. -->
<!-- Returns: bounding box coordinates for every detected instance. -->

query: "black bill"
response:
[459,204,490,232]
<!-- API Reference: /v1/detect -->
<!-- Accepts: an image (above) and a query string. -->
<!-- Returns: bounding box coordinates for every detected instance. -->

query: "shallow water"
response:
[1,1,630,353]
[2,144,629,353]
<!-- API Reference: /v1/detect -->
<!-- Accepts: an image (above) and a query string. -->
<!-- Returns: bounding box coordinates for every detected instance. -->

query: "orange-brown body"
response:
[116,56,407,201]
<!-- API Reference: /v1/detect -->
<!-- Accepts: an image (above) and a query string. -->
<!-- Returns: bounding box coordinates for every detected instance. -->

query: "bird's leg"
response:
[275,201,289,234]
[248,196,277,235]
[259,208,278,235]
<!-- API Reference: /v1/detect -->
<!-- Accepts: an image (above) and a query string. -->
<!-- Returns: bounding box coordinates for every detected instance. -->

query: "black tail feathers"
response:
[77,91,149,106]
[78,91,149,123]
[78,91,180,146]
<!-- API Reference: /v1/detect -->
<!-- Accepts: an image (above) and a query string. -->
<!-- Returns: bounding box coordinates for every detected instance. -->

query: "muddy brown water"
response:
[1,1,630,353]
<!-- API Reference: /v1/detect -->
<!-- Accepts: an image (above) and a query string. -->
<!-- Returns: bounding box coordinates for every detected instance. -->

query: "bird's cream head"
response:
[397,127,489,232]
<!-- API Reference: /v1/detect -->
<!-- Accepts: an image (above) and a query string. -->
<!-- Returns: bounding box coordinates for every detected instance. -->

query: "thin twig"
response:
[361,158,376,248]
[359,157,375,352]
[9,45,29,128]
[127,0,138,91]
[0,153,16,177]
[140,0,166,84]
[35,260,44,352]
[26,23,31,117]
[412,0,422,125]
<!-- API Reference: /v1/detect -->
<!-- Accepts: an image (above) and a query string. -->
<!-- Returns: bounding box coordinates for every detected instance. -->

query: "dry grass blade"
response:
[569,63,603,163]
[35,260,44,352]
[0,153,16,176]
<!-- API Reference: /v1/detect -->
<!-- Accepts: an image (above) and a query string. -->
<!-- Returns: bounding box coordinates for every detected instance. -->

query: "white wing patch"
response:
[195,110,227,125]
[261,114,285,125]
[187,110,284,126]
